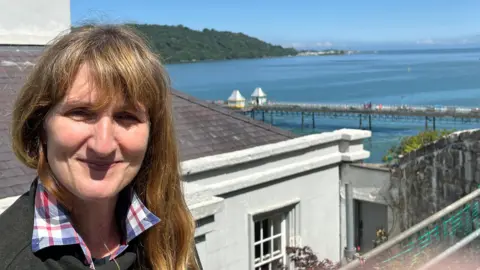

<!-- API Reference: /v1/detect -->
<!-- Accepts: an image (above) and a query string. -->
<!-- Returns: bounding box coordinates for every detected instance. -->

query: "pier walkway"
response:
[221,102,480,130]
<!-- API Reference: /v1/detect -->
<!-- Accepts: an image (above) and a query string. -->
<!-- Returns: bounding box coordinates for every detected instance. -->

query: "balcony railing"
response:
[340,187,480,269]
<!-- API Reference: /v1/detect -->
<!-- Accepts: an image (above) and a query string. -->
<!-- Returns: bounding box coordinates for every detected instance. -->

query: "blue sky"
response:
[71,0,480,50]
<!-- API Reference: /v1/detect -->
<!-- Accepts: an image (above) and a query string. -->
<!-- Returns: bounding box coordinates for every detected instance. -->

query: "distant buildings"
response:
[297,50,356,56]
[227,89,246,108]
[227,87,268,108]
[251,87,267,105]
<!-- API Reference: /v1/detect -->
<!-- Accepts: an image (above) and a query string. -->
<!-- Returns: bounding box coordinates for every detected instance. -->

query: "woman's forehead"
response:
[61,66,121,106]
[61,94,145,111]
[57,64,149,113]
[60,87,146,114]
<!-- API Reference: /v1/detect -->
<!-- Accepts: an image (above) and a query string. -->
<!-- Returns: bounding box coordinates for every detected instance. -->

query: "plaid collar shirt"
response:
[31,181,160,269]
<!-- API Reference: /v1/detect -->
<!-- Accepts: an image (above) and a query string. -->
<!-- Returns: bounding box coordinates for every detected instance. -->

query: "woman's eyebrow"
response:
[120,103,147,114]
[61,100,94,108]
[60,100,148,115]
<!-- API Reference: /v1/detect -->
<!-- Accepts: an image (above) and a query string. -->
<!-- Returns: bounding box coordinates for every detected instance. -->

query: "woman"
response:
[0,25,198,270]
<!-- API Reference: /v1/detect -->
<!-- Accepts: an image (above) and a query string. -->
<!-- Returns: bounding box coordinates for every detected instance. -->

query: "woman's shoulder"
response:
[0,192,35,269]
[0,191,33,229]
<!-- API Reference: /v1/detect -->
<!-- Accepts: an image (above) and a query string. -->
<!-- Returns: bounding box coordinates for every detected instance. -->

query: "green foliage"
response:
[383,129,455,163]
[73,24,298,63]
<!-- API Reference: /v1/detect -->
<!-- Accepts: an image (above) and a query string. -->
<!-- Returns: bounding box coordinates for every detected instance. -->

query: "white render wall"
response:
[184,129,371,269]
[0,196,21,213]
[0,0,71,45]
[204,167,341,270]
[339,163,398,253]
[0,129,374,270]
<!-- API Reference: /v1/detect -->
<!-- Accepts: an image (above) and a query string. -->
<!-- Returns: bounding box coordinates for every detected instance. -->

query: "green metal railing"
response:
[377,200,480,269]
[341,188,480,269]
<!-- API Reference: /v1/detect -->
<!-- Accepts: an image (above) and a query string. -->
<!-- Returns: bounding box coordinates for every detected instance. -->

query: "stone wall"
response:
[388,129,480,231]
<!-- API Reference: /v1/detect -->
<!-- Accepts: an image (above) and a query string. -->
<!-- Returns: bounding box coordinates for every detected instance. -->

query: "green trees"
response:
[383,129,455,162]
[122,24,297,63]
[72,24,297,63]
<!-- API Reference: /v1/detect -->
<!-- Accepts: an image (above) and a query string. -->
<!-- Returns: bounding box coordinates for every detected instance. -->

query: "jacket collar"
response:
[31,179,160,269]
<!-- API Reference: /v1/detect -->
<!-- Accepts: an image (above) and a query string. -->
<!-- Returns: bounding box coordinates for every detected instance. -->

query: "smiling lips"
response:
[78,159,121,171]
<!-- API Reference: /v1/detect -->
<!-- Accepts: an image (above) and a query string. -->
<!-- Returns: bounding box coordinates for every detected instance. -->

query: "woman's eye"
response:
[68,109,95,120]
[116,113,139,122]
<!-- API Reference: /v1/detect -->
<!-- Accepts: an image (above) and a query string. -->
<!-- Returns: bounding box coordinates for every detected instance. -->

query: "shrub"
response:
[283,246,340,270]
[383,129,455,163]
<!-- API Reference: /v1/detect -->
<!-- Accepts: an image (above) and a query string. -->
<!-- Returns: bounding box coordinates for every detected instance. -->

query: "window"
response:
[249,201,300,270]
[253,213,287,270]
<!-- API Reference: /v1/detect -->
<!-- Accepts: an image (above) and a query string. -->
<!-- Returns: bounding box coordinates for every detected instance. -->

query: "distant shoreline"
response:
[166,47,480,64]
[296,49,357,56]
[166,51,353,65]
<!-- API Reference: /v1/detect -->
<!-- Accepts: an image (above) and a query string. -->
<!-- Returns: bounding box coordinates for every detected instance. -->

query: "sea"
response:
[166,48,480,163]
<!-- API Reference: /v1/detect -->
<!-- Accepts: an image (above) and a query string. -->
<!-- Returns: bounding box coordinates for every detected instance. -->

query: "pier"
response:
[225,102,480,130]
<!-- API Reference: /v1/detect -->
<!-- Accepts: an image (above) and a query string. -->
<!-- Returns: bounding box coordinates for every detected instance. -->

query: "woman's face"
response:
[44,65,150,201]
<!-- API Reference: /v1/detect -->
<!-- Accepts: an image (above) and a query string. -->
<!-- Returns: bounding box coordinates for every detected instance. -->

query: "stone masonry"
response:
[388,129,480,231]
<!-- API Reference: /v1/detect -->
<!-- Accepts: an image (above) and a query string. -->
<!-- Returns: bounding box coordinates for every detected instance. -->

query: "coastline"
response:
[165,51,355,65]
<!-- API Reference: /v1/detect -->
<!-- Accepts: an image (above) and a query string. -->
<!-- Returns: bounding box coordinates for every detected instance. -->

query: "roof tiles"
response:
[0,46,296,199]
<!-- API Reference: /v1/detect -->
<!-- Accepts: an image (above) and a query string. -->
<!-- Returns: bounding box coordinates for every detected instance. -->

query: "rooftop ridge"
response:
[171,89,297,139]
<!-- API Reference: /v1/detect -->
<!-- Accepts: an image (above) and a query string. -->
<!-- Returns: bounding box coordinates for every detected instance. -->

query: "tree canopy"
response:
[120,24,298,63]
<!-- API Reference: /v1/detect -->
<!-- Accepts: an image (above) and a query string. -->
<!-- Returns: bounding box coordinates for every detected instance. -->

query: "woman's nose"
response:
[89,116,118,156]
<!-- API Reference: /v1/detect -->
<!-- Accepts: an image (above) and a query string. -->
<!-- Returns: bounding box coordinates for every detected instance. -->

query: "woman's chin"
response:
[73,183,121,201]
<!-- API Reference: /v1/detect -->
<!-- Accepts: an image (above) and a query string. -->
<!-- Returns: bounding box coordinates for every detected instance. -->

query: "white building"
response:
[0,1,396,269]
[0,0,70,45]
[227,89,246,108]
[184,129,384,269]
[251,87,267,105]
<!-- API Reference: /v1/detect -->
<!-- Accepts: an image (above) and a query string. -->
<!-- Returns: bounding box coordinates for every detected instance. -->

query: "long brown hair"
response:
[11,24,197,270]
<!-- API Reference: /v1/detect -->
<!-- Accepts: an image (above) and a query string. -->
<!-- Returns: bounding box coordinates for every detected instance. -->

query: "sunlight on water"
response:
[251,113,479,162]
[167,48,480,163]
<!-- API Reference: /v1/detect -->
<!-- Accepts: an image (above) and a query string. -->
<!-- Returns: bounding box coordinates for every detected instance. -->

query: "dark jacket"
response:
[0,182,138,270]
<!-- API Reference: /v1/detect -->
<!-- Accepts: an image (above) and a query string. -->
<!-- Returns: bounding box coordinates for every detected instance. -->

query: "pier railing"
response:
[340,187,480,270]
[210,100,480,130]
[208,99,480,116]
[255,102,480,116]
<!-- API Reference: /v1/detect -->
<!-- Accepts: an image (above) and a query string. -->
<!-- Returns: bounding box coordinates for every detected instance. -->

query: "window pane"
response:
[273,237,281,253]
[255,264,270,270]
[272,258,284,270]
[253,213,288,270]
[255,244,261,259]
[273,215,282,235]
[255,221,261,242]
[262,219,270,238]
[263,240,271,257]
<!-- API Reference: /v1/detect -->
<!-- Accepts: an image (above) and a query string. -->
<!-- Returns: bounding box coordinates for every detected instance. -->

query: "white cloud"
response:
[284,41,335,49]
[315,41,333,47]
[415,36,480,46]
[416,38,435,45]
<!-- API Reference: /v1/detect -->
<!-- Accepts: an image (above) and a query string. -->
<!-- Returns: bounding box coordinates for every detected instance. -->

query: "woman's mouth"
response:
[78,159,120,171]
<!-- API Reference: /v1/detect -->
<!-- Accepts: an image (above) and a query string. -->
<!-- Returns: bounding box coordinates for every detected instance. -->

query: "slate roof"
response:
[172,90,295,161]
[0,46,296,199]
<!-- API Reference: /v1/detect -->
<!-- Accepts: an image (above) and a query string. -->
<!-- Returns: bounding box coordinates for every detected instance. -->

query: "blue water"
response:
[166,48,480,162]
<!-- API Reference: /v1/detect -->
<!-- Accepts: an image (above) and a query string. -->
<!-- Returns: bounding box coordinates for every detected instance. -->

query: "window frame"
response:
[248,199,301,270]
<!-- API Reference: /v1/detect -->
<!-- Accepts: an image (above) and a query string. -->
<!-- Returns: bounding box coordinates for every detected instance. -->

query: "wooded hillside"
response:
[127,24,298,63]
